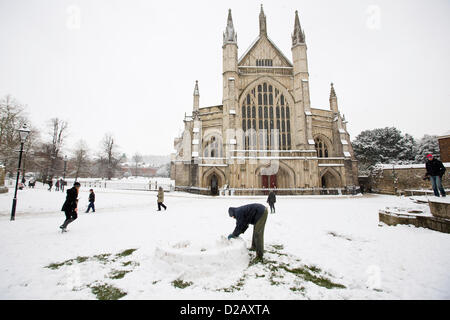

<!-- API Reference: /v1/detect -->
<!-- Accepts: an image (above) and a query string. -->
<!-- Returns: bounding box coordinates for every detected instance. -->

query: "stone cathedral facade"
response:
[171,6,358,195]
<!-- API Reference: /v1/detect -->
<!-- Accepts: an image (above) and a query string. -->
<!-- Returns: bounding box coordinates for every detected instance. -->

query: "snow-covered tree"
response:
[414,135,440,162]
[352,127,417,169]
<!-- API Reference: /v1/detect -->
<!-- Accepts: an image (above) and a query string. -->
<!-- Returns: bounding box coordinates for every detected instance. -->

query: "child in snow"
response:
[227,203,268,261]
[86,189,95,213]
[60,182,80,232]
[157,186,167,211]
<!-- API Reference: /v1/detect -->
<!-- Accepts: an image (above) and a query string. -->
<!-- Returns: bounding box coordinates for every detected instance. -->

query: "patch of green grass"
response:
[280,265,345,289]
[290,286,306,293]
[116,248,138,258]
[172,279,193,289]
[46,261,72,270]
[306,265,322,273]
[89,283,127,300]
[272,244,284,250]
[76,256,89,263]
[218,276,247,293]
[108,269,132,280]
[121,261,139,267]
[93,253,112,263]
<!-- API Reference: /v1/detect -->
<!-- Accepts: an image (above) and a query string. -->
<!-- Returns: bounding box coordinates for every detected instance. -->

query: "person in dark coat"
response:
[60,182,80,232]
[228,203,268,260]
[55,179,60,191]
[48,179,53,191]
[267,190,276,214]
[424,154,446,197]
[86,189,95,213]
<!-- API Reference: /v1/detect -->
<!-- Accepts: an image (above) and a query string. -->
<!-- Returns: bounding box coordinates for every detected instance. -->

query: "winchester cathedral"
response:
[171,6,358,195]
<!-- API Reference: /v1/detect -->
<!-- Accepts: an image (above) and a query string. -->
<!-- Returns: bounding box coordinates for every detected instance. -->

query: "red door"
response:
[262,175,277,189]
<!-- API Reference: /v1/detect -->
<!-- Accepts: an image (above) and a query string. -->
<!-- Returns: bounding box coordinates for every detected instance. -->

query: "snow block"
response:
[154,237,249,280]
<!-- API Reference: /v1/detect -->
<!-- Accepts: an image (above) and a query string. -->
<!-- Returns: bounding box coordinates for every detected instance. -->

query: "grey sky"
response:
[0,0,449,157]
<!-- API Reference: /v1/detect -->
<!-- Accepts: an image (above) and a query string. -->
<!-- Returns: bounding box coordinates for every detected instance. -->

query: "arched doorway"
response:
[210,174,219,196]
[320,170,341,188]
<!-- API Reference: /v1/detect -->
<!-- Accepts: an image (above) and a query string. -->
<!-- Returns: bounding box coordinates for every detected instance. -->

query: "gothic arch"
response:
[202,167,226,190]
[239,76,294,108]
[319,168,342,188]
[313,133,334,158]
[239,77,295,151]
[255,160,296,188]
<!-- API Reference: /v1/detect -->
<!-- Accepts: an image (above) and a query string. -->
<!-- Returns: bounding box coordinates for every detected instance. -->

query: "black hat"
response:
[74,182,81,187]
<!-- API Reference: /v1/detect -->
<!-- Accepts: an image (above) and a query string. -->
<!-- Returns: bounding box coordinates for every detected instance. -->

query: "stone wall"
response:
[370,163,450,195]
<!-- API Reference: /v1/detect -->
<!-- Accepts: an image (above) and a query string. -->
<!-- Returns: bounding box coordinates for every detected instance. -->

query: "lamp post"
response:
[11,124,30,221]
[62,155,67,192]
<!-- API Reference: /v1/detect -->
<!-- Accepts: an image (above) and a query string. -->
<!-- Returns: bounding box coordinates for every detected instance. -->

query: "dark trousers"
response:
[269,202,275,213]
[61,210,77,228]
[157,202,166,210]
[251,208,268,258]
[86,202,95,212]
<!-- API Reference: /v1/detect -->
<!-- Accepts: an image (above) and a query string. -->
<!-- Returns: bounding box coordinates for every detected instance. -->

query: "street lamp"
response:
[62,155,67,192]
[11,124,30,221]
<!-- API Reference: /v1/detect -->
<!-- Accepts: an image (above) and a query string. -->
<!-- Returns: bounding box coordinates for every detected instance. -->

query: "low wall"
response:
[379,211,450,233]
[370,163,450,195]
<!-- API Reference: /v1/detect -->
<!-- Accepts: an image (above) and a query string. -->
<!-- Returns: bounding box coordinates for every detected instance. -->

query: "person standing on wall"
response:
[424,154,446,197]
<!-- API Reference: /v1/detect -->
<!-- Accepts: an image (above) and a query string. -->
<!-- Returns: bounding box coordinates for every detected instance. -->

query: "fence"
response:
[5,178,175,192]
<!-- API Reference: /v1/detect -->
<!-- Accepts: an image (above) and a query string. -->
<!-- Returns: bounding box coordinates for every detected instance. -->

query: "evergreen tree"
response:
[414,135,440,162]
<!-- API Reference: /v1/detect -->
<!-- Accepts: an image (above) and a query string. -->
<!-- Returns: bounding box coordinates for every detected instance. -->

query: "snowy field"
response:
[0,187,449,300]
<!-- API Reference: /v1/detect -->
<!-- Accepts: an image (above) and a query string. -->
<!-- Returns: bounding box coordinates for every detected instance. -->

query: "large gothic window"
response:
[314,138,329,158]
[241,83,291,150]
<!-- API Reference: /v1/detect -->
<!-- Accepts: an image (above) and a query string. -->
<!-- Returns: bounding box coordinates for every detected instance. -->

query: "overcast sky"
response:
[0,0,449,157]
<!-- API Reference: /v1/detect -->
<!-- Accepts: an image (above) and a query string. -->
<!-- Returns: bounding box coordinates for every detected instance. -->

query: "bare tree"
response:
[44,118,68,181]
[72,140,90,181]
[0,95,31,174]
[98,133,123,180]
[132,152,143,177]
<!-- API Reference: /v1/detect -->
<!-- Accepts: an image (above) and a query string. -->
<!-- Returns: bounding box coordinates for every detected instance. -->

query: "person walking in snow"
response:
[424,154,446,197]
[267,190,276,214]
[55,179,60,191]
[157,186,167,211]
[60,182,80,232]
[85,189,95,213]
[47,179,53,191]
[227,203,268,261]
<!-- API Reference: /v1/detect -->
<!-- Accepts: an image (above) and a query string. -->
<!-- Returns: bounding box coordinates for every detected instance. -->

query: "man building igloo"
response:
[171,6,358,195]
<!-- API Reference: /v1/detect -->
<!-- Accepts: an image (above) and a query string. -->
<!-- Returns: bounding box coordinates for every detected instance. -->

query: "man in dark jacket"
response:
[228,203,268,260]
[424,154,446,197]
[60,182,80,232]
[267,190,276,214]
[86,189,95,213]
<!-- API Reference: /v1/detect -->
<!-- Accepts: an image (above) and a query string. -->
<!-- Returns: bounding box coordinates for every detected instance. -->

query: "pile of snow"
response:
[154,237,249,284]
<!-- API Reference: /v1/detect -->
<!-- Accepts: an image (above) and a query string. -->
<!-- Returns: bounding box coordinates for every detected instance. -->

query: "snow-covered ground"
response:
[0,188,449,300]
